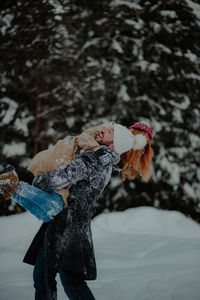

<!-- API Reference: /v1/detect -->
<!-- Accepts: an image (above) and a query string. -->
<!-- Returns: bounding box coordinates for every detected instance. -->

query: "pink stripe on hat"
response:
[129,121,154,142]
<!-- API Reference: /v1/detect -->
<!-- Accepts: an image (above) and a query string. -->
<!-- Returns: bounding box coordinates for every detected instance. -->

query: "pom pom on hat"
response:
[133,134,147,150]
[129,120,154,142]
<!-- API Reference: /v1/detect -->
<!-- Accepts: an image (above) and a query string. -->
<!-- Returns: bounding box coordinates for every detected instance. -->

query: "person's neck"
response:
[101,143,114,150]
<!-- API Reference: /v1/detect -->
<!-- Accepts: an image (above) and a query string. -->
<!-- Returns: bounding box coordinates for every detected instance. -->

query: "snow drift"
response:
[0,207,200,300]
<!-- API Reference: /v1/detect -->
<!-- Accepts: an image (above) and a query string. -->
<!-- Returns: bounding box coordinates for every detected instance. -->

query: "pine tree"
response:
[0,0,66,214]
[0,0,200,222]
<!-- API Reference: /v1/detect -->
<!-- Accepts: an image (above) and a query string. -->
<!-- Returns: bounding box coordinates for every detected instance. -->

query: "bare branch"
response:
[37,82,66,99]
[37,105,63,119]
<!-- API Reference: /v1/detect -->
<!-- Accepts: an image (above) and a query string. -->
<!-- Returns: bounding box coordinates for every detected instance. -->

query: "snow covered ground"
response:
[0,206,200,300]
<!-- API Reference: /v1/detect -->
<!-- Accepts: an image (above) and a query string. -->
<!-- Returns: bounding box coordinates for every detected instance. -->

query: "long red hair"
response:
[120,128,154,182]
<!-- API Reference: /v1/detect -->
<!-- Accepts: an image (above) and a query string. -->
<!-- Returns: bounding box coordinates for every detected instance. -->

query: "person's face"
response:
[96,128,114,146]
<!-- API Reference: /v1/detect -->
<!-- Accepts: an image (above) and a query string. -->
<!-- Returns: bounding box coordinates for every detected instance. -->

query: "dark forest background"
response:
[0,0,199,222]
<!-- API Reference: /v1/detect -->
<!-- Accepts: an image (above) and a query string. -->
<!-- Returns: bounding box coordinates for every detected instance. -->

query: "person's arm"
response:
[33,147,113,192]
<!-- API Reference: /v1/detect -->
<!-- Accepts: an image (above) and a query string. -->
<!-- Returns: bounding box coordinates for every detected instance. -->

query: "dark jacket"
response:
[23,147,119,280]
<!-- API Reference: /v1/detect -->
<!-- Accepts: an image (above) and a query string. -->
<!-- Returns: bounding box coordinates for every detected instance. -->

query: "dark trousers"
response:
[33,246,96,300]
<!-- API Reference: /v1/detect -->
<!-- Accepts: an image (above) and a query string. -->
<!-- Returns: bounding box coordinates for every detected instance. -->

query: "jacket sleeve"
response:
[33,147,113,192]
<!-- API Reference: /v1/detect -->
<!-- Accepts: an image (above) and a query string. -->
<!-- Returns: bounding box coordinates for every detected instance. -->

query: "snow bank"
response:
[0,207,200,300]
[92,206,200,239]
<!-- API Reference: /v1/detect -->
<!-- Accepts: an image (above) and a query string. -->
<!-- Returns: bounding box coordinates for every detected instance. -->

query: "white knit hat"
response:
[114,123,147,155]
[114,123,134,155]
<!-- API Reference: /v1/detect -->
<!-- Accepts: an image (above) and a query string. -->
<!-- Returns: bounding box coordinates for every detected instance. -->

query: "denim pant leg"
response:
[33,246,57,300]
[59,270,96,300]
[11,181,64,222]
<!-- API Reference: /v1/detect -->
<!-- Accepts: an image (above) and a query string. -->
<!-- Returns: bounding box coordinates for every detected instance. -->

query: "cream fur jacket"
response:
[28,123,112,206]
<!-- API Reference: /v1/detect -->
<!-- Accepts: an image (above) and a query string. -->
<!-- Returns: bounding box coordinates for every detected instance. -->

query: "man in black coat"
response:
[23,124,137,300]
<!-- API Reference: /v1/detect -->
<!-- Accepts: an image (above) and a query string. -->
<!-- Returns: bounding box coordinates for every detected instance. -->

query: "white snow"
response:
[169,147,188,159]
[25,60,33,68]
[14,115,34,137]
[82,38,103,50]
[174,50,183,57]
[0,14,14,35]
[96,18,108,26]
[184,72,200,81]
[46,127,56,136]
[185,0,200,24]
[48,0,65,14]
[172,108,183,123]
[80,10,91,18]
[155,43,172,54]
[92,207,200,239]
[197,168,200,182]
[163,23,174,34]
[93,79,105,91]
[0,97,18,125]
[160,156,180,185]
[110,0,142,10]
[135,60,160,72]
[111,62,121,75]
[112,40,123,54]
[189,133,200,149]
[149,22,161,33]
[118,84,130,102]
[65,116,75,128]
[0,72,10,87]
[3,141,26,157]
[54,15,62,21]
[169,95,190,110]
[20,157,32,169]
[0,207,200,300]
[125,19,144,30]
[183,183,196,199]
[160,10,177,19]
[184,50,198,63]
[87,57,100,67]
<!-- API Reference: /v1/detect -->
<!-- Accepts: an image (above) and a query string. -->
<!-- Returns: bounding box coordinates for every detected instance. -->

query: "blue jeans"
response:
[11,181,64,222]
[33,246,96,300]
